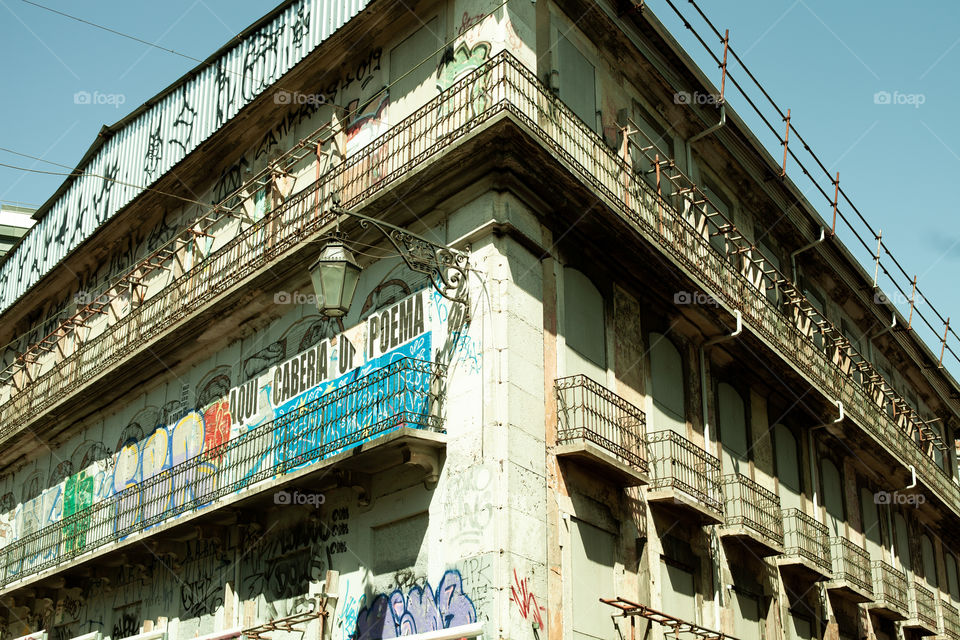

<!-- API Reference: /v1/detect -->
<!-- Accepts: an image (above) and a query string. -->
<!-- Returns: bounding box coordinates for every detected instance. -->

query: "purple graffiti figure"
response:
[353,570,477,640]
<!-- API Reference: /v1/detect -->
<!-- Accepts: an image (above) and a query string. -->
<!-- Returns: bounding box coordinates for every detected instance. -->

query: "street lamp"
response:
[307,207,470,319]
[307,233,362,317]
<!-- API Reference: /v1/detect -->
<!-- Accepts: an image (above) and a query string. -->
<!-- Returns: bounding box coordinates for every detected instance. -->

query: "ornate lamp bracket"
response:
[330,207,471,316]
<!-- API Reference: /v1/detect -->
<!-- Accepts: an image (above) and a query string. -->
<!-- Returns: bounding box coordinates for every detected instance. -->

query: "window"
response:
[390,18,441,122]
[894,513,912,573]
[732,589,764,640]
[563,268,606,380]
[718,382,749,476]
[557,34,597,131]
[945,552,960,604]
[571,519,616,640]
[820,459,844,537]
[630,100,674,198]
[921,534,938,590]
[860,487,884,561]
[649,333,685,435]
[773,425,802,511]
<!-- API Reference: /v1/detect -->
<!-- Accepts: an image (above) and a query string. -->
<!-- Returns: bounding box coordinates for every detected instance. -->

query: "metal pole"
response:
[781,109,791,177]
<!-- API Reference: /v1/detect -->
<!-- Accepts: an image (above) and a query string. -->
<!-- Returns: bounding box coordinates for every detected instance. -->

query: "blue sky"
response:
[646,0,960,376]
[1,0,959,375]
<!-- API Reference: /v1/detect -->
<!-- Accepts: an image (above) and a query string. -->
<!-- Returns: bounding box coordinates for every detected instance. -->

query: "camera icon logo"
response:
[274,490,292,505]
[874,490,892,505]
[74,91,92,105]
[274,90,293,105]
[674,291,692,305]
[874,91,892,105]
[274,291,292,304]
[674,91,692,105]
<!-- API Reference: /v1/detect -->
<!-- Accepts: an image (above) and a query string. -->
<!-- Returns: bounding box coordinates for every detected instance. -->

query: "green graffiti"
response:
[437,42,492,121]
[62,470,94,552]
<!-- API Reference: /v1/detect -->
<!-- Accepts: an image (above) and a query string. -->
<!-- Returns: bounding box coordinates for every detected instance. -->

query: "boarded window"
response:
[718,382,748,476]
[820,459,844,538]
[946,553,960,603]
[895,513,912,573]
[860,487,884,561]
[564,268,606,380]
[732,589,764,640]
[774,424,801,511]
[631,100,674,197]
[571,519,616,640]
[390,18,440,122]
[558,34,596,131]
[372,512,429,574]
[921,534,938,589]
[649,333,685,435]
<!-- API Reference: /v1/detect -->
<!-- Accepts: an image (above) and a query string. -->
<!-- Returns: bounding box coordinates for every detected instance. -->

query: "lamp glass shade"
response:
[308,240,362,317]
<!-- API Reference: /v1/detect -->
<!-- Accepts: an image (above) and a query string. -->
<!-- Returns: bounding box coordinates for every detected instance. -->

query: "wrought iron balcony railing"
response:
[645,429,723,518]
[828,537,873,598]
[554,375,647,474]
[721,474,784,549]
[781,508,831,575]
[0,357,444,589]
[870,561,909,618]
[941,600,960,640]
[909,581,940,631]
[0,50,957,529]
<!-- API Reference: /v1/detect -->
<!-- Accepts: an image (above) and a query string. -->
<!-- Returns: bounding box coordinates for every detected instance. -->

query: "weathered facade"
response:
[1,3,959,640]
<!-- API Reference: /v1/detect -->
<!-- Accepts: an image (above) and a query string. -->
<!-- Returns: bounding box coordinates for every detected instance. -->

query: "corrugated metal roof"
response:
[0,0,373,313]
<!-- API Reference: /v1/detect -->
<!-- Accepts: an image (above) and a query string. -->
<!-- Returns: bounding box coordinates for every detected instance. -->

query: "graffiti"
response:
[459,556,494,622]
[354,570,477,639]
[169,89,199,155]
[318,49,383,107]
[444,466,494,552]
[255,100,324,161]
[242,24,283,100]
[437,43,492,126]
[145,119,163,179]
[211,156,250,207]
[345,92,390,156]
[457,12,485,37]
[509,570,545,629]
[242,511,350,617]
[336,579,366,640]
[112,610,139,639]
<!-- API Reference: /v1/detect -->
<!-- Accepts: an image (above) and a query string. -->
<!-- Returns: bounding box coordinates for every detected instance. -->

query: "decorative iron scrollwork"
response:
[332,207,471,312]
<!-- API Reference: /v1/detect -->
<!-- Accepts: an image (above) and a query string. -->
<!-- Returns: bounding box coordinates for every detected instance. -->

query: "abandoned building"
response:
[0,2,958,640]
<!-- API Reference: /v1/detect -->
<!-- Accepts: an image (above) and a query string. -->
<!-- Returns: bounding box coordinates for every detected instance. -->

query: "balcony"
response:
[0,358,445,593]
[867,561,909,620]
[719,474,784,556]
[826,537,874,602]
[554,375,648,486]
[1,50,957,532]
[645,430,723,523]
[940,600,960,640]
[777,509,831,581]
[905,581,939,635]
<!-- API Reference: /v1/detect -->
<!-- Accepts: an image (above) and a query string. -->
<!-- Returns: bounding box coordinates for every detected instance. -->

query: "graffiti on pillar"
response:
[509,569,545,629]
[353,570,477,639]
